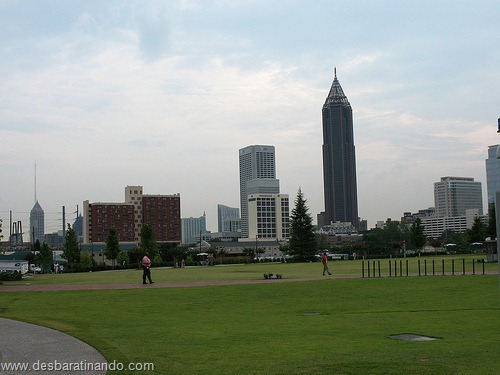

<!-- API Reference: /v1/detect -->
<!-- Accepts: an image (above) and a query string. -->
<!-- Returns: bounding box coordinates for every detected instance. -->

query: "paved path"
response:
[0,318,107,375]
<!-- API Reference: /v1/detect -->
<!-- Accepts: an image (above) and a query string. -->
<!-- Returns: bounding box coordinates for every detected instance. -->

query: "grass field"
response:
[3,254,497,286]
[1,258,499,374]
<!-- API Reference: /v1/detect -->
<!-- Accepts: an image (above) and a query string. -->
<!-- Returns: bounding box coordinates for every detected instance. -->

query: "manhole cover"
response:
[390,334,439,341]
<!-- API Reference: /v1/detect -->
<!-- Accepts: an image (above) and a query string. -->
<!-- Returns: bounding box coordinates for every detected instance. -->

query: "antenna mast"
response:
[34,161,37,203]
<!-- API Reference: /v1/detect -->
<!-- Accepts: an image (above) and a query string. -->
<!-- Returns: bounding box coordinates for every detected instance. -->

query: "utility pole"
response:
[62,206,66,239]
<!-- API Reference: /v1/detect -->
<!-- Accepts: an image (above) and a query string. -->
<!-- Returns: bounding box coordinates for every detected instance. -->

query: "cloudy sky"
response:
[1,0,498,238]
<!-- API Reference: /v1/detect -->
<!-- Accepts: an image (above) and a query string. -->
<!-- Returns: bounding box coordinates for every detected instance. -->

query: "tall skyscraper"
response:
[29,201,44,244]
[239,145,278,238]
[434,177,483,217]
[485,144,500,206]
[322,69,359,228]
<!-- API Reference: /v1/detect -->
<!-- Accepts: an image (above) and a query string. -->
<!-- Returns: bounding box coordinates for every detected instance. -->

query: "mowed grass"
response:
[1,263,499,374]
[4,254,497,286]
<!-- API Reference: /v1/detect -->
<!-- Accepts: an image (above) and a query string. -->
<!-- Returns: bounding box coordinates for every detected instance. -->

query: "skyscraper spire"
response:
[324,69,350,106]
[34,161,37,203]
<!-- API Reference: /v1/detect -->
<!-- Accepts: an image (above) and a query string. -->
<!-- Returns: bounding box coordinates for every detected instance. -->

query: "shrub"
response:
[0,271,23,281]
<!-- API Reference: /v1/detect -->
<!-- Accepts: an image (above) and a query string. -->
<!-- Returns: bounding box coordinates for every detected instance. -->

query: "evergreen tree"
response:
[62,224,80,272]
[467,216,486,244]
[35,242,53,273]
[288,188,317,261]
[104,227,121,268]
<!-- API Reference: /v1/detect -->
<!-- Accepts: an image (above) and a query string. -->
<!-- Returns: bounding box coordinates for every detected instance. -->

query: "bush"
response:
[0,271,23,281]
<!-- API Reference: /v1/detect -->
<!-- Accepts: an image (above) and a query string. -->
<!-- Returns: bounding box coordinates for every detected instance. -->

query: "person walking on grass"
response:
[141,252,154,284]
[322,252,331,276]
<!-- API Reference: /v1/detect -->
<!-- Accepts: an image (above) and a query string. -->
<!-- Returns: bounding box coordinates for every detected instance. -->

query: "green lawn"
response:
[4,254,497,286]
[1,260,499,374]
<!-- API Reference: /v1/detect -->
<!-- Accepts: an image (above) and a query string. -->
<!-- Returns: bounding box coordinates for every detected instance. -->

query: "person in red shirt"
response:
[322,252,331,276]
[141,252,154,284]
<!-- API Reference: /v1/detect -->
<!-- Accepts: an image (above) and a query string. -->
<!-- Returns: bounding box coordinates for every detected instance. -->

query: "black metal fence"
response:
[361,258,487,278]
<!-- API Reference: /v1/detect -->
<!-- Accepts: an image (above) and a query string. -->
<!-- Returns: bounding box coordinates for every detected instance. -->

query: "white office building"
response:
[434,177,483,217]
[239,145,278,238]
[247,193,290,240]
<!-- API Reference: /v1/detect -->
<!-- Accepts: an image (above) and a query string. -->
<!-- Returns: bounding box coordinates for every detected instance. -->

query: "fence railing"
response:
[361,258,487,278]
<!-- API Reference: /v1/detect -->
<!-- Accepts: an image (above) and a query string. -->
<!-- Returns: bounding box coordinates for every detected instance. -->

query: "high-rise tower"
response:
[30,201,44,244]
[322,69,359,228]
[485,144,500,206]
[239,145,279,238]
[30,161,44,244]
[434,176,483,217]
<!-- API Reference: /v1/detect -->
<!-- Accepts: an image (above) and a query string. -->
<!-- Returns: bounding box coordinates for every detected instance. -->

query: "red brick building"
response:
[83,186,181,244]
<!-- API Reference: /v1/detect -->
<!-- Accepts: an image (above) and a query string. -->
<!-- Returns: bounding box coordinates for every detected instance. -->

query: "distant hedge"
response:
[0,271,23,281]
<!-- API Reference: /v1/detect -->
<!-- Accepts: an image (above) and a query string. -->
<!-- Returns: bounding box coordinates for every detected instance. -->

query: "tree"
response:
[467,216,486,244]
[62,224,80,272]
[139,224,158,258]
[33,239,41,254]
[409,218,426,251]
[363,221,408,258]
[116,251,130,268]
[288,188,317,261]
[79,252,93,271]
[35,242,53,273]
[104,227,121,268]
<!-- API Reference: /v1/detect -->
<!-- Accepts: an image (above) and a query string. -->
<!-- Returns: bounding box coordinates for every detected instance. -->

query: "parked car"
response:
[30,264,42,274]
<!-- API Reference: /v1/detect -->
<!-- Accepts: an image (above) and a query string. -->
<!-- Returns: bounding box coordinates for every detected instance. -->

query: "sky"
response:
[1,0,499,239]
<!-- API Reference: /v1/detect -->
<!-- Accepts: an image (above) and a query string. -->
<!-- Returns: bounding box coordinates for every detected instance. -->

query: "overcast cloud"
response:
[1,0,498,236]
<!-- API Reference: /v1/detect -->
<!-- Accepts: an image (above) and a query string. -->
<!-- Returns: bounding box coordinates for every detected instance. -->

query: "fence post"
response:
[482,259,485,275]
[378,261,381,278]
[424,259,427,276]
[472,259,475,275]
[400,260,403,277]
[452,259,455,276]
[362,260,365,278]
[418,259,421,276]
[432,259,435,276]
[368,260,371,278]
[406,259,408,276]
[442,259,445,276]
[462,258,465,275]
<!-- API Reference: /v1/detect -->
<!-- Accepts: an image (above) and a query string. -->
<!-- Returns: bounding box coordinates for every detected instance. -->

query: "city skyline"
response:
[1,1,498,237]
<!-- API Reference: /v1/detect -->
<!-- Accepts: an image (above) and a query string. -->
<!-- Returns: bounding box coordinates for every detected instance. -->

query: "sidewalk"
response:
[0,318,107,375]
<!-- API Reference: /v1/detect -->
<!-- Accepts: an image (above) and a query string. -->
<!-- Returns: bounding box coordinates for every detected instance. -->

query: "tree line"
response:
[30,193,496,272]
